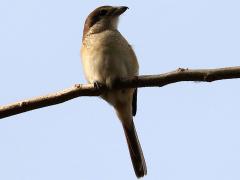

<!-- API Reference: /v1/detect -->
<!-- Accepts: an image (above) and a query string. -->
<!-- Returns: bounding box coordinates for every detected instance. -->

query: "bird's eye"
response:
[99,9,108,16]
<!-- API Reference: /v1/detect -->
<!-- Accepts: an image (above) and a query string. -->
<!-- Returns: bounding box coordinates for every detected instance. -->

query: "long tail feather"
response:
[122,122,147,178]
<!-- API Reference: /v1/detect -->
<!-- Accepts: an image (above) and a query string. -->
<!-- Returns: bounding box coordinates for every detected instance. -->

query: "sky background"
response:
[0,0,240,179]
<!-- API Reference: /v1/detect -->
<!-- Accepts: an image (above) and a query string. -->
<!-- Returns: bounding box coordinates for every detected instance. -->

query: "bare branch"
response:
[1,66,240,119]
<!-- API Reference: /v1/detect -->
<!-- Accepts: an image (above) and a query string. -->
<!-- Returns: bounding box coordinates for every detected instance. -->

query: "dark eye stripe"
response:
[83,7,111,39]
[99,9,108,16]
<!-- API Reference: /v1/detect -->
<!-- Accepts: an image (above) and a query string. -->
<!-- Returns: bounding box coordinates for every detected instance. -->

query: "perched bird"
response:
[81,6,147,178]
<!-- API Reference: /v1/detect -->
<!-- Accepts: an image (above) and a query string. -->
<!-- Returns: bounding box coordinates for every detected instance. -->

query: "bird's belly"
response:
[82,45,129,85]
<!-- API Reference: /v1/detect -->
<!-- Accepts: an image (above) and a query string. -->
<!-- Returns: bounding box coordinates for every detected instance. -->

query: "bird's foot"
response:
[93,81,105,90]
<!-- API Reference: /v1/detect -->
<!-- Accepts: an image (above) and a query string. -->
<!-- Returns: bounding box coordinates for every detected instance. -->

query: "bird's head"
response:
[83,6,128,40]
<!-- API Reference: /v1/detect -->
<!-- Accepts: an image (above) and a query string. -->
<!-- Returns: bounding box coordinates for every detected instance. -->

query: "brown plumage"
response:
[81,6,147,178]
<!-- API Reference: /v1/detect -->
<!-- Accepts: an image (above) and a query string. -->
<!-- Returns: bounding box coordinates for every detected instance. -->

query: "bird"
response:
[81,6,147,178]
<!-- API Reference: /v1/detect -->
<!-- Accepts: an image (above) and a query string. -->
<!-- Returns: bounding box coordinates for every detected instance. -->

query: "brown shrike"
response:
[81,6,147,178]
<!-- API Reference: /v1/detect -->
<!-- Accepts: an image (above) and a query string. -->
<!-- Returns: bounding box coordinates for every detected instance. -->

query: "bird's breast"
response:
[81,30,138,84]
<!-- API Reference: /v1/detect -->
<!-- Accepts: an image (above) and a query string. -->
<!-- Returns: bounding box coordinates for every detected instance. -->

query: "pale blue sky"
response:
[1,0,240,179]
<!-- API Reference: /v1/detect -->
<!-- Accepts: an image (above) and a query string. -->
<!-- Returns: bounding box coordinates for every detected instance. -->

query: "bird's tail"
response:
[122,121,147,178]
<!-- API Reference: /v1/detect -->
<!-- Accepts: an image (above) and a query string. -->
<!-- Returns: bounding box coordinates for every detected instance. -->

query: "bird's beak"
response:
[110,6,129,16]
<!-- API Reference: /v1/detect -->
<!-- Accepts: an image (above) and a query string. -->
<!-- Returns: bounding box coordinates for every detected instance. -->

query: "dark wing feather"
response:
[132,88,137,116]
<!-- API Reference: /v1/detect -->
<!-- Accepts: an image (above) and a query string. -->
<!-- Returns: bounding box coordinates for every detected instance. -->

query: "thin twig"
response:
[1,66,240,119]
